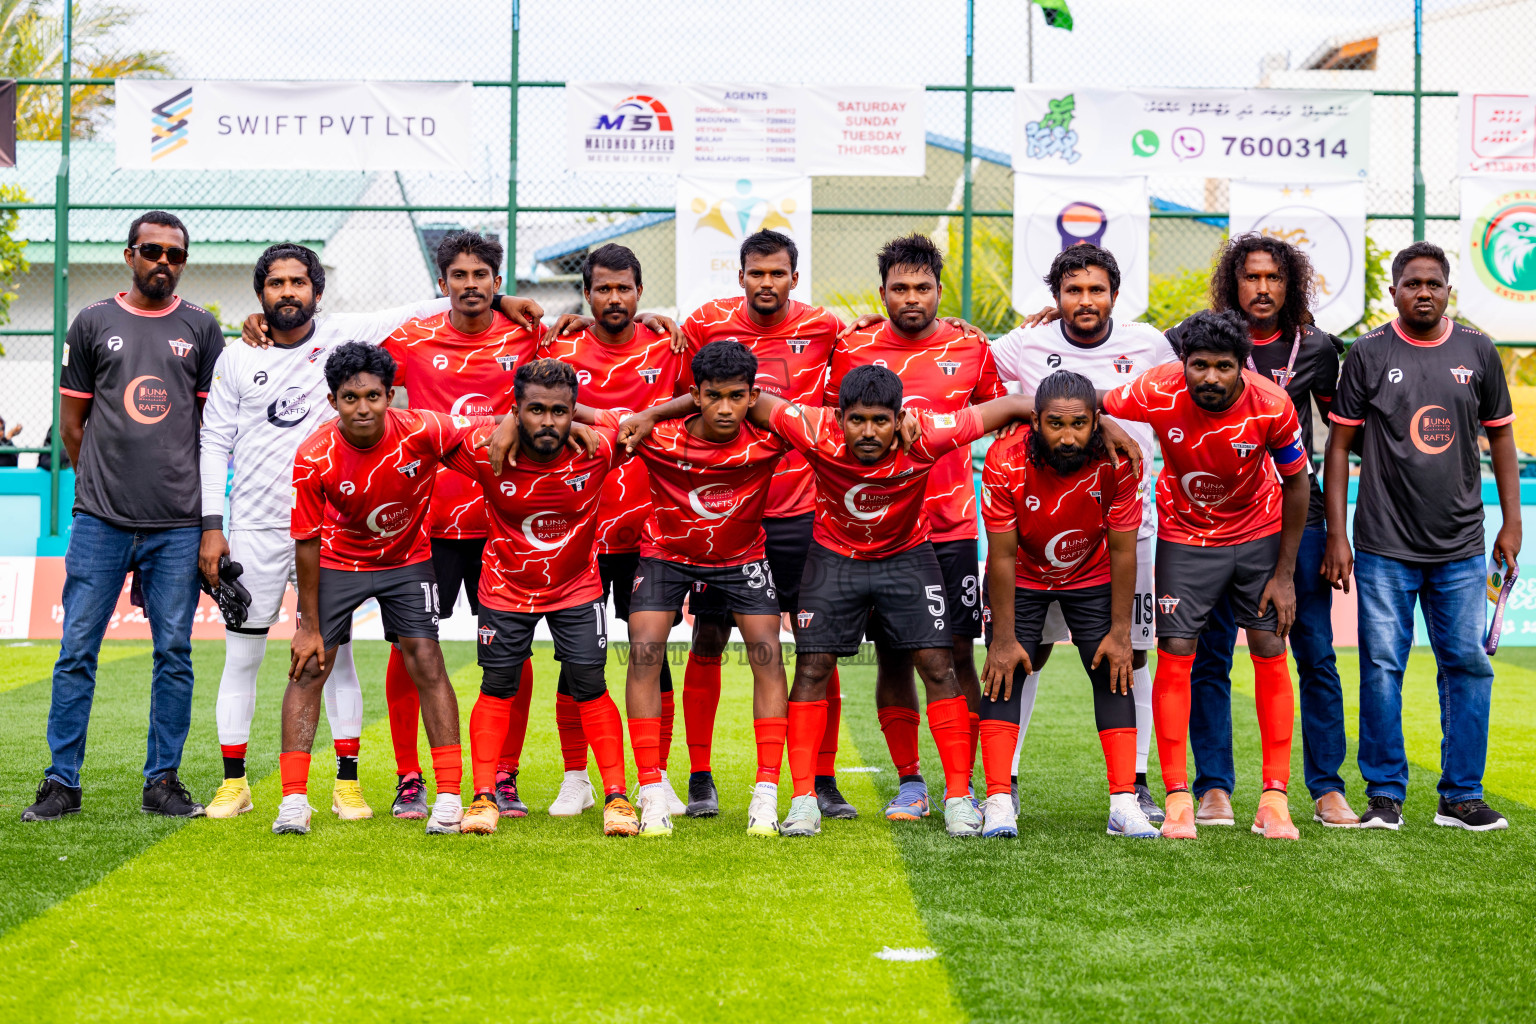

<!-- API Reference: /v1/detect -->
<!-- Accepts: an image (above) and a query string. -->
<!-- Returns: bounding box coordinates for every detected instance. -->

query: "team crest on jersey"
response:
[1046,354,1062,369]
[692,581,707,593]
[477,626,496,645]
[254,370,268,385]
[566,473,591,492]
[1089,490,1102,501]
[895,468,914,478]
[1271,367,1296,387]
[935,359,961,376]
[788,340,809,354]
[1231,441,1259,458]
[1451,365,1474,384]
[496,354,518,372]
[397,460,422,479]
[432,354,449,370]
[1158,595,1181,614]
[638,367,662,384]
[306,346,324,363]
[797,609,814,629]
[339,481,356,495]
[1113,356,1135,374]
[167,338,192,357]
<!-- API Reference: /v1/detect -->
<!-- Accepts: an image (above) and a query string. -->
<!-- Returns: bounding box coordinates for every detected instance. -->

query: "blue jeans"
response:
[45,513,202,788]
[1355,550,1492,803]
[1188,524,1346,800]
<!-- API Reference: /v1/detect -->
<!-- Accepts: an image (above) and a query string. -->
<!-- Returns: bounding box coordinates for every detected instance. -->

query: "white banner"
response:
[1011,173,1148,322]
[1459,177,1536,340]
[567,83,924,176]
[675,174,812,319]
[1229,179,1366,335]
[115,80,472,171]
[1459,92,1536,176]
[1014,87,1370,181]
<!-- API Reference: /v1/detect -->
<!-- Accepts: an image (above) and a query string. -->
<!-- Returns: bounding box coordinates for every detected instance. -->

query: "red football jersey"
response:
[634,415,789,566]
[538,323,684,554]
[769,403,985,560]
[681,297,844,519]
[823,321,1004,543]
[980,431,1142,590]
[443,418,622,613]
[381,311,539,540]
[1102,362,1308,547]
[291,409,485,571]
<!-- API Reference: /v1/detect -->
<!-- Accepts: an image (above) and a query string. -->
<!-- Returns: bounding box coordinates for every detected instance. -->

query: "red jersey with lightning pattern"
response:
[822,320,1004,542]
[537,323,684,554]
[381,310,539,540]
[680,297,844,519]
[980,430,1142,590]
[769,403,985,560]
[634,415,790,566]
[1102,362,1308,547]
[443,417,623,613]
[291,408,486,571]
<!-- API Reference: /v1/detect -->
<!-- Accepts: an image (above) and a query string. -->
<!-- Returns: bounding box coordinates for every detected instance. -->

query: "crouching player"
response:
[279,342,501,836]
[979,371,1154,840]
[447,359,637,837]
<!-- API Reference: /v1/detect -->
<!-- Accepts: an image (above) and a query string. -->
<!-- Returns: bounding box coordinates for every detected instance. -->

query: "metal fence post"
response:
[507,0,521,294]
[960,0,975,321]
[48,3,73,538]
[1412,0,1425,242]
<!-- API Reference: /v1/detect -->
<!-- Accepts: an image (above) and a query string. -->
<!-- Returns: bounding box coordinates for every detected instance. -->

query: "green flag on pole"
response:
[1033,0,1074,31]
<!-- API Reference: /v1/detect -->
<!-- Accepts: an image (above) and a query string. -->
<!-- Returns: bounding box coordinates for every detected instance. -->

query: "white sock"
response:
[754,780,778,798]
[1110,791,1138,815]
[216,630,268,749]
[1009,671,1042,777]
[564,769,590,784]
[1132,664,1153,775]
[638,781,664,796]
[323,641,364,742]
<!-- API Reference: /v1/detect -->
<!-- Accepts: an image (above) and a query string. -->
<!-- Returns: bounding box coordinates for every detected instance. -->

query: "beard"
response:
[1191,384,1231,411]
[519,423,566,457]
[135,264,177,302]
[1030,428,1091,474]
[262,296,317,332]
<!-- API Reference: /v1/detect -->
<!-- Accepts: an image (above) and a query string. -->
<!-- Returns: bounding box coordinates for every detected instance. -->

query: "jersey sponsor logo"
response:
[1158,595,1181,614]
[932,413,956,428]
[1047,353,1062,369]
[266,386,311,428]
[688,483,738,519]
[124,375,172,425]
[1412,405,1456,455]
[339,480,356,495]
[1451,365,1474,384]
[935,359,961,376]
[1180,471,1229,505]
[797,609,814,629]
[1388,368,1404,383]
[167,338,192,357]
[1024,495,1041,511]
[638,367,663,384]
[499,481,517,496]
[450,392,494,416]
[365,501,411,537]
[576,370,592,385]
[1230,441,1259,458]
[1045,529,1092,569]
[254,370,268,385]
[522,511,574,550]
[477,626,496,645]
[397,460,422,479]
[1271,367,1296,387]
[433,354,450,370]
[1113,356,1135,374]
[306,346,324,363]
[566,473,591,492]
[1166,427,1184,443]
[843,483,900,521]
[106,335,124,352]
[495,354,518,372]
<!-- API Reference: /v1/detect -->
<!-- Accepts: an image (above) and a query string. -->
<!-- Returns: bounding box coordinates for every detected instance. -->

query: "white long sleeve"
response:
[199,346,243,523]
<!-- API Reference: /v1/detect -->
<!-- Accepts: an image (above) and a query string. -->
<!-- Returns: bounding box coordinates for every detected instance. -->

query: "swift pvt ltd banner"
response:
[115,80,473,171]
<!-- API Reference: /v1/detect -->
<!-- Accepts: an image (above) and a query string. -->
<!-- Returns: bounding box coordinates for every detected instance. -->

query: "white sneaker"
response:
[271,794,313,835]
[781,793,822,837]
[636,784,673,837]
[981,793,1017,838]
[658,775,688,817]
[425,793,463,835]
[1107,801,1160,838]
[548,771,596,817]
[746,782,780,836]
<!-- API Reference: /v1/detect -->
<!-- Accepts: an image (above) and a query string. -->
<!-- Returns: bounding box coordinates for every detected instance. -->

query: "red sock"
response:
[1098,727,1137,794]
[499,660,535,774]
[430,743,463,798]
[333,737,359,758]
[683,652,723,773]
[280,751,310,796]
[1251,652,1295,791]
[978,720,1019,797]
[1152,650,1195,793]
[753,716,787,785]
[556,693,588,771]
[384,647,421,776]
[787,700,827,798]
[816,668,841,776]
[578,693,627,796]
[659,689,675,771]
[468,694,513,795]
[877,705,922,777]
[968,711,981,781]
[629,716,662,787]
[926,696,975,800]
[220,743,247,761]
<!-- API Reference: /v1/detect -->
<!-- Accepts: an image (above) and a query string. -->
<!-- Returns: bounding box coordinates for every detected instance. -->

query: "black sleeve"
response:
[1331,338,1371,425]
[58,311,96,397]
[195,315,224,396]
[1478,337,1515,427]
[1312,332,1343,406]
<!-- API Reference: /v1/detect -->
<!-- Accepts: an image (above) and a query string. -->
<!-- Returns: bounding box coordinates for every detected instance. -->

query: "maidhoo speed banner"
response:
[676,174,812,319]
[1014,87,1370,181]
[1459,177,1536,340]
[1229,180,1366,335]
[1011,173,1148,322]
[115,80,472,171]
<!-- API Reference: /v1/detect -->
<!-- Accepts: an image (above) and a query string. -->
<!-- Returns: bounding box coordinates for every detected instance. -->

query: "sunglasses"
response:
[130,243,189,265]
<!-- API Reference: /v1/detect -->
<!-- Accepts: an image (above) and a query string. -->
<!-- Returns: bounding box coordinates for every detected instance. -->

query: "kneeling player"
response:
[446,359,637,837]
[979,371,1154,839]
[280,343,498,836]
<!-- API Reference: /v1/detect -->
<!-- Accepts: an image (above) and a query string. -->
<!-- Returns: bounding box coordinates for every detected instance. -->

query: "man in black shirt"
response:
[22,210,224,823]
[1323,241,1518,832]
[1170,235,1355,828]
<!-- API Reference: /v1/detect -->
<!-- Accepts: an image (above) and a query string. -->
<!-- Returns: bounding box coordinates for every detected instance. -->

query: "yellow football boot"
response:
[331,779,374,820]
[205,777,253,819]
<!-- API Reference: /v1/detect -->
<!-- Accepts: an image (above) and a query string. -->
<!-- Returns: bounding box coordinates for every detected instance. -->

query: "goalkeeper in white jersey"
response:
[197,243,542,819]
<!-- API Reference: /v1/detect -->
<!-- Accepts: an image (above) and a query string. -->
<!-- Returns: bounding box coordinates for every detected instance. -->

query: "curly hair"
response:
[324,341,396,393]
[1210,233,1314,342]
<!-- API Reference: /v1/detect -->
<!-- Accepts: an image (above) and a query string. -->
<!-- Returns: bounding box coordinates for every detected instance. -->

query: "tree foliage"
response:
[0,184,29,351]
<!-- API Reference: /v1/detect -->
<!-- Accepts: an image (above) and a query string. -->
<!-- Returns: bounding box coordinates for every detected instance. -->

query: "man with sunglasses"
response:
[24,211,225,823]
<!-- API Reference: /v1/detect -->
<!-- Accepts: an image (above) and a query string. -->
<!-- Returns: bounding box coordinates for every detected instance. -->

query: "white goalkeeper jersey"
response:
[989,318,1179,539]
[199,299,451,531]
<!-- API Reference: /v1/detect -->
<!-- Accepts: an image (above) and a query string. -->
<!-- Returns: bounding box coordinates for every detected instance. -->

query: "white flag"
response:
[1459,177,1536,340]
[675,174,812,319]
[1228,180,1366,335]
[1011,174,1148,321]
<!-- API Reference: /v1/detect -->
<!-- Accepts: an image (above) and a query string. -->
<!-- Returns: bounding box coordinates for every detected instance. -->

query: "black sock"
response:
[604,791,626,805]
[899,773,925,787]
[336,756,358,781]
[223,756,245,779]
[1135,772,1148,788]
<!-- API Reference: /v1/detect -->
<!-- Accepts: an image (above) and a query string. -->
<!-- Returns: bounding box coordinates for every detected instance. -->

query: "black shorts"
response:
[690,512,813,618]
[597,551,640,621]
[984,583,1111,662]
[630,555,781,617]
[318,561,439,651]
[1155,535,1281,639]
[797,542,951,657]
[477,601,608,678]
[932,537,984,639]
[430,537,485,618]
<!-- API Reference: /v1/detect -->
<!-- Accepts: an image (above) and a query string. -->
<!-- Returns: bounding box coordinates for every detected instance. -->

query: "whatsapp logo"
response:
[1131,129,1159,158]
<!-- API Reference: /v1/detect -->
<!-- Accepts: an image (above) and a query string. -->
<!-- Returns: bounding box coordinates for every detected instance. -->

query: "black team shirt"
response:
[1331,317,1514,563]
[59,293,224,530]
